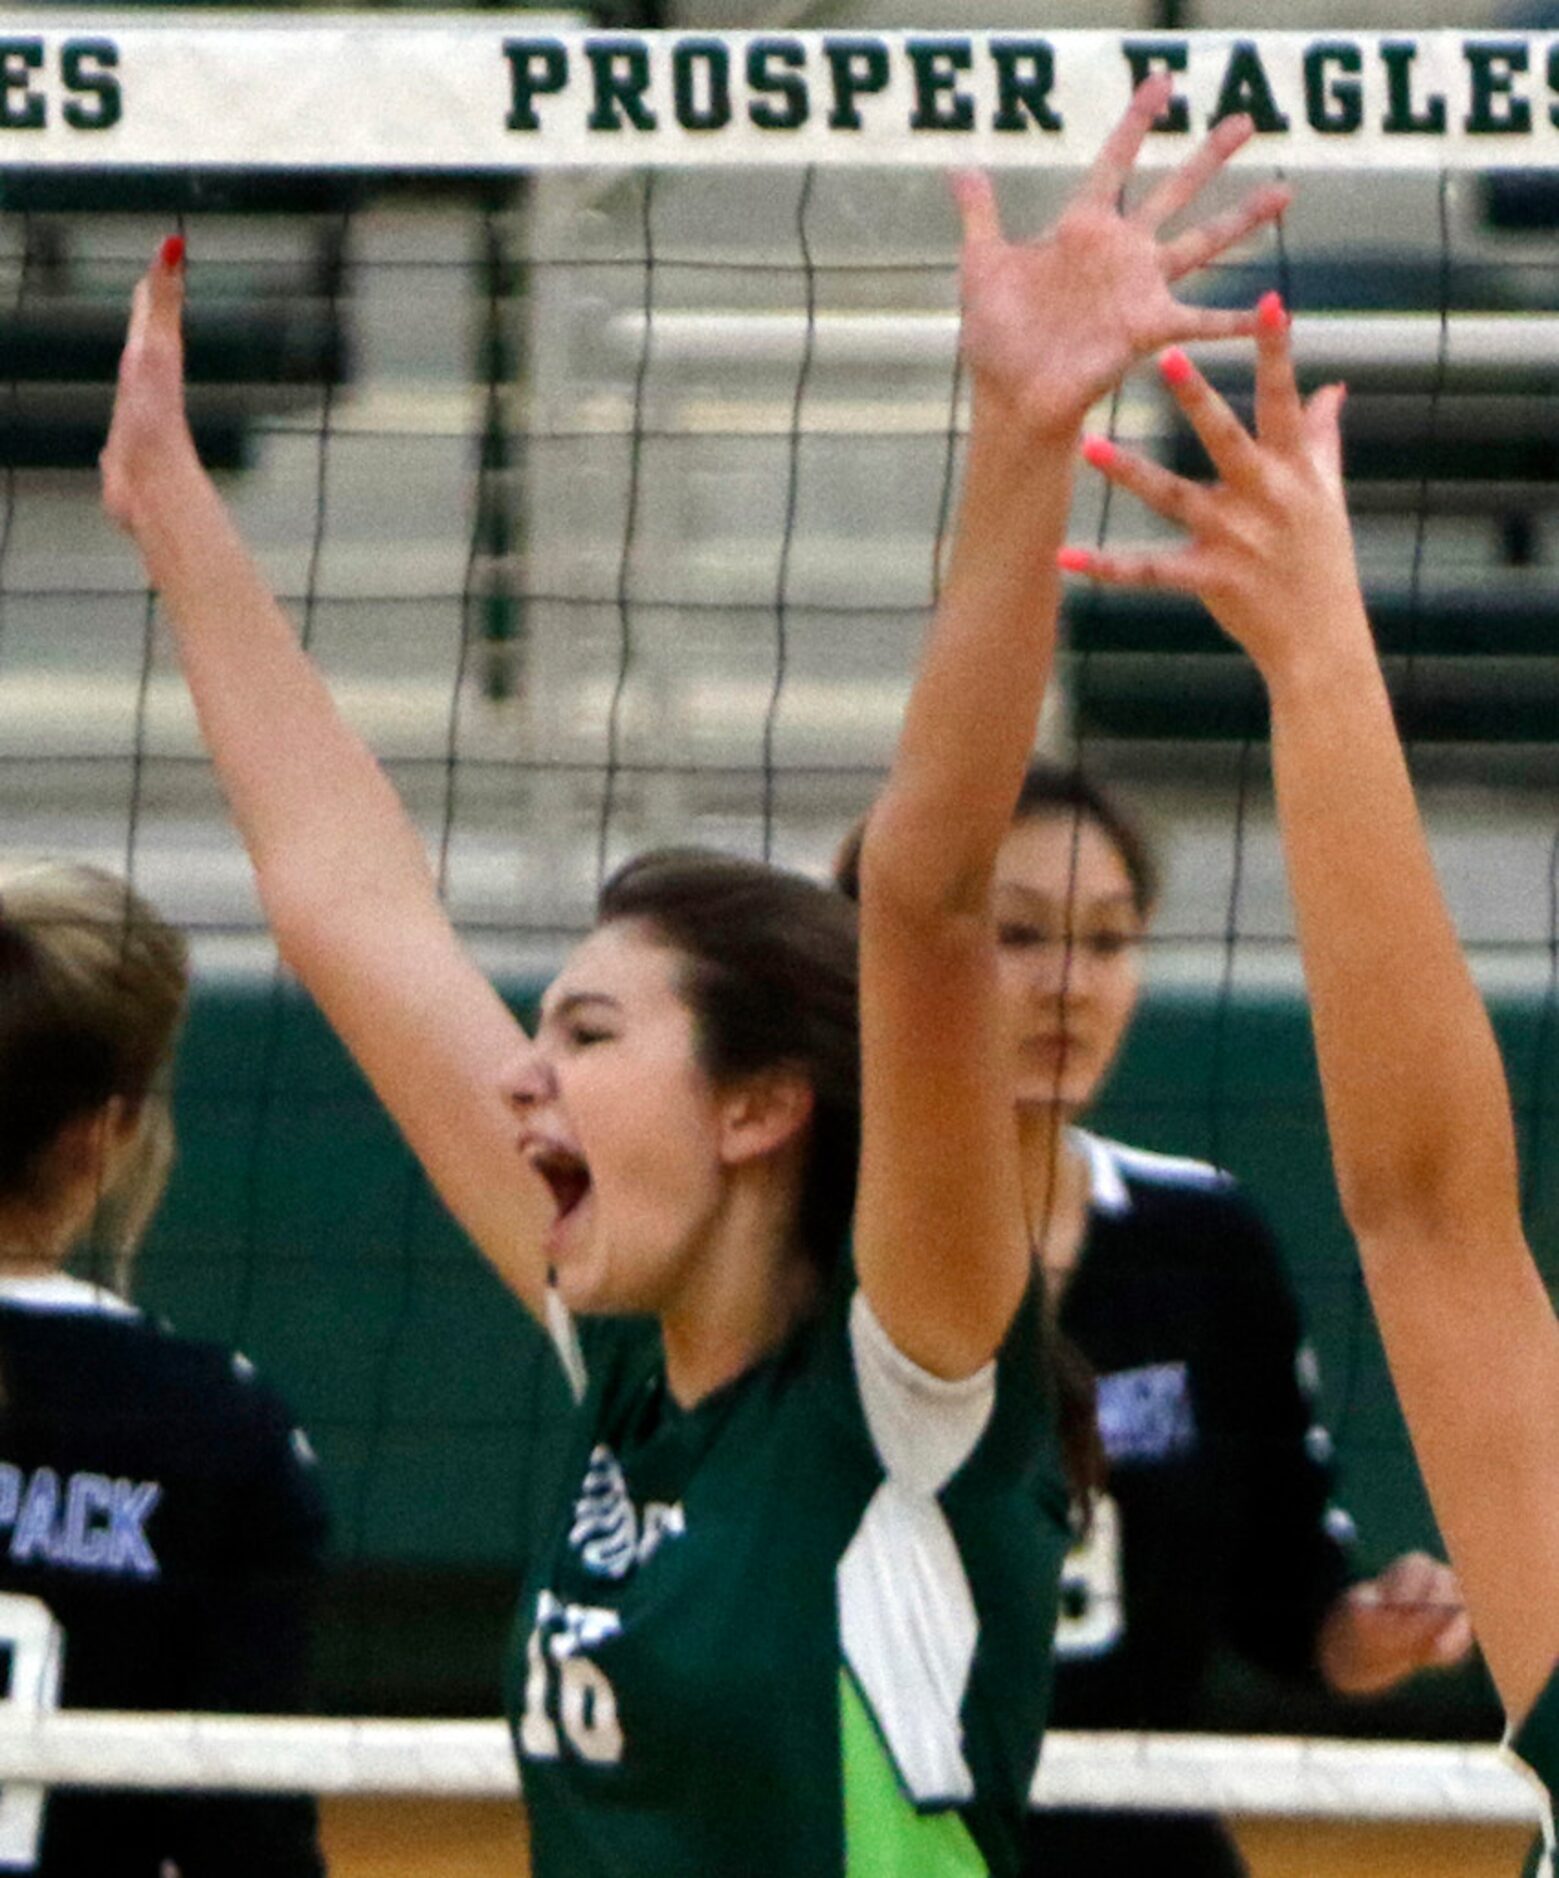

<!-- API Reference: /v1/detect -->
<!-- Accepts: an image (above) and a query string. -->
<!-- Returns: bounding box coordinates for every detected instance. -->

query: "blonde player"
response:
[0,862,326,1875]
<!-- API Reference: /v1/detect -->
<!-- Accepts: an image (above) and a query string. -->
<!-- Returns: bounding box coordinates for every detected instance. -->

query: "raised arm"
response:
[102,242,551,1314]
[854,83,1285,1379]
[1064,308,1559,1725]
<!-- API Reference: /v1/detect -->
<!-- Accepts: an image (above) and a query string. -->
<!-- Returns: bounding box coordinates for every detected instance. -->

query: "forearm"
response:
[1264,628,1521,1245]
[126,445,439,926]
[865,397,1075,915]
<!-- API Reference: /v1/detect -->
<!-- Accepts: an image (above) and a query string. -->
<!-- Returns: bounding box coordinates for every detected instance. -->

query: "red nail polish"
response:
[1257,289,1287,332]
[1159,348,1194,388]
[1081,435,1117,470]
[1057,547,1093,574]
[159,235,185,271]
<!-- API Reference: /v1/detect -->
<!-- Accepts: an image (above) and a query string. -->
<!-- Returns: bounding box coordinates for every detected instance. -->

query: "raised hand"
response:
[954,74,1289,442]
[1058,296,1365,681]
[101,236,196,534]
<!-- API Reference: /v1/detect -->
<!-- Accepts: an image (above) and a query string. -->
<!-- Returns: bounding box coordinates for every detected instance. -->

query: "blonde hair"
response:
[0,861,188,1286]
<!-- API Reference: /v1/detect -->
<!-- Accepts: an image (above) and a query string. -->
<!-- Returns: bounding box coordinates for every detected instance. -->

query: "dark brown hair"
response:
[599,848,860,1280]
[834,758,1160,922]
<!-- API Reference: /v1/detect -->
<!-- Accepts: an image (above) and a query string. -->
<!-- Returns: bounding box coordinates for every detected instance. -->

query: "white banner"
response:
[2,18,1559,170]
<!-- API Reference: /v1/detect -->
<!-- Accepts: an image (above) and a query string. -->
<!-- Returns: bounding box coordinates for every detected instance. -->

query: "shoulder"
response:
[1079,1129,1236,1211]
[1079,1130,1276,1243]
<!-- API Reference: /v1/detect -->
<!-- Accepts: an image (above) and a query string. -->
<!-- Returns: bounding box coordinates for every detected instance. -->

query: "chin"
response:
[1016,1082,1088,1115]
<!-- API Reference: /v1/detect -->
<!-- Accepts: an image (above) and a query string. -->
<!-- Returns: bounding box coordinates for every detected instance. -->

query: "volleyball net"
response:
[0,17,1555,1837]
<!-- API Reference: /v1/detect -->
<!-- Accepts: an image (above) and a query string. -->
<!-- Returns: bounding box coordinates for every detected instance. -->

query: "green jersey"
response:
[508,1270,1069,1877]
[1514,1663,1559,1878]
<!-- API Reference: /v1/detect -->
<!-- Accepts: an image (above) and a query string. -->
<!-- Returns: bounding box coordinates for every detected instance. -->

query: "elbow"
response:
[1339,1148,1523,1267]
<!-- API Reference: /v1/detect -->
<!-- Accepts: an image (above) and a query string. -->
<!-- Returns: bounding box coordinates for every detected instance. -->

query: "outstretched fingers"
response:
[122,234,186,374]
[1305,381,1348,490]
[1079,72,1175,208]
[951,169,1002,250]
[1253,292,1305,453]
[1078,433,1212,534]
[1131,110,1253,233]
[1157,347,1264,487]
[1160,182,1290,283]
[1056,540,1205,594]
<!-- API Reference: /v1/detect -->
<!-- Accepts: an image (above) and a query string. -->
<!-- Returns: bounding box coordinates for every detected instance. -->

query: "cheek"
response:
[576,1057,721,1210]
[1092,967,1142,1062]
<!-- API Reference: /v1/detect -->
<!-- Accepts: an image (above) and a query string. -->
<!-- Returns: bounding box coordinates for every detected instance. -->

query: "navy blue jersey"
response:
[1026,1133,1356,1877]
[0,1274,328,1877]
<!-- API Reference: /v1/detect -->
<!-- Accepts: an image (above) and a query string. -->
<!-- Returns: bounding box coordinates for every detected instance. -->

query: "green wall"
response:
[132,976,1557,1716]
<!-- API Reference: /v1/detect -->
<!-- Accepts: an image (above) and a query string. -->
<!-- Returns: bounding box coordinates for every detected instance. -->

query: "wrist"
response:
[1255,599,1378,709]
[967,370,1087,453]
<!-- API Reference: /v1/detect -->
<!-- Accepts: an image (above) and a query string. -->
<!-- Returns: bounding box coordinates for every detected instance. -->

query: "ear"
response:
[50,1107,111,1181]
[52,1098,140,1182]
[717,1069,816,1169]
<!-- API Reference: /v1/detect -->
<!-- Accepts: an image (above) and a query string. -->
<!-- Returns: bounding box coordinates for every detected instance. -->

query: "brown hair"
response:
[599,847,859,1278]
[834,758,1160,922]
[0,862,189,1282]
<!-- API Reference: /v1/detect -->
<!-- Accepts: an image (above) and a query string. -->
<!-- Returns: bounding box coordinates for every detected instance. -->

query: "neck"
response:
[0,1209,73,1279]
[658,1172,815,1409]
[1016,1109,1093,1288]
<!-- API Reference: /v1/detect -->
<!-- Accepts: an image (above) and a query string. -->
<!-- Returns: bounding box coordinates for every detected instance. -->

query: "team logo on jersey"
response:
[0,1463,161,1579]
[569,1446,684,1580]
[1094,1362,1196,1465]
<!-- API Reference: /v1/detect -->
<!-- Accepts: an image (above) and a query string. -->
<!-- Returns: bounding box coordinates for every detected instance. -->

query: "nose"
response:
[502,1045,558,1111]
[1026,936,1094,1005]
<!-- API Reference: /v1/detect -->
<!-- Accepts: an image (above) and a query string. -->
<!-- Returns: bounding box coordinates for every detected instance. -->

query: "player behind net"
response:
[1060,293,1559,1874]
[836,759,1470,1878]
[0,861,327,1876]
[99,81,1280,1876]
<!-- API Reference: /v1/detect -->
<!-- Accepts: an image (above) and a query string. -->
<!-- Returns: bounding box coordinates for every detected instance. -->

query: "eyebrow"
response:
[541,990,623,1025]
[994,884,1139,914]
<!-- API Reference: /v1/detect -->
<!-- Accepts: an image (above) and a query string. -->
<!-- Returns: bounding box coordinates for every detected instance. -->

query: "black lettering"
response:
[62,39,119,132]
[1121,40,1189,132]
[1212,40,1290,132]
[1464,39,1530,134]
[1381,41,1446,135]
[1303,41,1362,134]
[907,39,972,132]
[0,40,43,132]
[992,40,1061,134]
[502,38,567,132]
[586,38,656,133]
[673,39,729,132]
[824,37,890,131]
[748,39,806,132]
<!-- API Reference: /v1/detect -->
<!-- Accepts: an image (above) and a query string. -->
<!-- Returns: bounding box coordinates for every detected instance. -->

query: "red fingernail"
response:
[1081,435,1117,470]
[159,235,185,271]
[1159,348,1194,388]
[1257,289,1287,332]
[1057,547,1093,574]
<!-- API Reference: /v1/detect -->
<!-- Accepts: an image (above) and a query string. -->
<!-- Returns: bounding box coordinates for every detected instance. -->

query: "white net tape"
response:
[0,1716,1537,1822]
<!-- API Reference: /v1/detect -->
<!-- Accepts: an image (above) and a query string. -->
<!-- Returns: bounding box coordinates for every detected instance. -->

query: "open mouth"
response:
[530,1145,592,1223]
